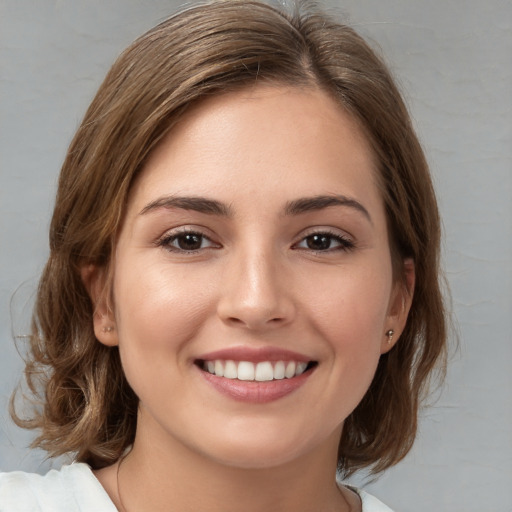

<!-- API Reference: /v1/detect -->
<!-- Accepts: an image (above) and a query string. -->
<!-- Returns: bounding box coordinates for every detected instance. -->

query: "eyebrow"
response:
[139,193,371,223]
[284,195,372,223]
[140,195,233,217]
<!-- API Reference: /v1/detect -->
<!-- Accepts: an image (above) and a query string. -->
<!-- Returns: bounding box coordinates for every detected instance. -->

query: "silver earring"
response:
[386,329,394,344]
[102,326,115,333]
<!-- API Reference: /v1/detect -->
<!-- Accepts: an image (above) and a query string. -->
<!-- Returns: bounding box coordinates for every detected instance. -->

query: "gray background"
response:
[1,1,511,510]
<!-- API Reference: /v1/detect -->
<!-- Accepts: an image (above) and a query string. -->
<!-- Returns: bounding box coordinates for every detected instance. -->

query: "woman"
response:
[0,1,447,511]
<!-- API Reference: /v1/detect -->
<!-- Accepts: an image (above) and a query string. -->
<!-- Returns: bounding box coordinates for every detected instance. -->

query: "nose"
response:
[216,246,296,331]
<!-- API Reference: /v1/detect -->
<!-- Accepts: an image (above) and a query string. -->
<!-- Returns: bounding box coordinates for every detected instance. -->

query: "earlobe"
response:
[381,258,415,354]
[80,264,118,347]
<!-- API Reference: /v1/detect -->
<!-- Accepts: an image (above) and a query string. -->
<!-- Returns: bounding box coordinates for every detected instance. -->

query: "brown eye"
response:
[175,233,203,251]
[159,231,218,253]
[306,234,333,251]
[295,231,355,252]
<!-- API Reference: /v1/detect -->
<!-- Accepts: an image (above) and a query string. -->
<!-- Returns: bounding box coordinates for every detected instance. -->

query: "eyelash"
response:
[292,230,355,253]
[157,229,218,253]
[156,229,355,254]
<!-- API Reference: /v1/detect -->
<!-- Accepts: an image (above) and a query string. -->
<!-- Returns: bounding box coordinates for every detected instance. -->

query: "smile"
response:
[194,347,318,402]
[199,359,316,381]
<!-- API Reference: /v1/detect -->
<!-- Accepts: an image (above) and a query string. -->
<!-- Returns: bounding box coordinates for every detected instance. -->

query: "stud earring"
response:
[385,329,394,344]
[102,326,115,333]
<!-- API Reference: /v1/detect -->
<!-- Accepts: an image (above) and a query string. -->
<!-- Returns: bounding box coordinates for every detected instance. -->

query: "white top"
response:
[0,463,394,512]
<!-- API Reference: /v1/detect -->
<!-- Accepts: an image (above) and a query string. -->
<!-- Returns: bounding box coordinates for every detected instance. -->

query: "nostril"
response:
[224,315,283,328]
[226,317,245,325]
[216,284,295,330]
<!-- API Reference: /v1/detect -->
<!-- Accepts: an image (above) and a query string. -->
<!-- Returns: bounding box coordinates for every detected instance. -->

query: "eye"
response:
[158,230,218,253]
[294,231,354,252]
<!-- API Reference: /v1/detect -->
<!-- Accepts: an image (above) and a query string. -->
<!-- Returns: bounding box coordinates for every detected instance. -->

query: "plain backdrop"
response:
[1,1,511,511]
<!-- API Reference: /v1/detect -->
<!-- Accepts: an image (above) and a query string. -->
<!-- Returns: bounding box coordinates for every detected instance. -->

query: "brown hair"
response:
[12,0,447,476]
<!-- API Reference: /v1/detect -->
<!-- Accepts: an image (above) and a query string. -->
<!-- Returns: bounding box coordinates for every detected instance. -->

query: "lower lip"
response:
[198,367,313,403]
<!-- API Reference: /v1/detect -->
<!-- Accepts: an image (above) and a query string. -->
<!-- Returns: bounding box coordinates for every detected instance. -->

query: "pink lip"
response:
[197,366,314,403]
[195,346,313,363]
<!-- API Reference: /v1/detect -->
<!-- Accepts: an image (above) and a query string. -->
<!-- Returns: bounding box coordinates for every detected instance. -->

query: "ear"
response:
[381,258,415,354]
[81,264,118,347]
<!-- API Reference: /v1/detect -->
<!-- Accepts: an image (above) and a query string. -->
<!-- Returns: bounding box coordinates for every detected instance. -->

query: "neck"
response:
[114,419,349,512]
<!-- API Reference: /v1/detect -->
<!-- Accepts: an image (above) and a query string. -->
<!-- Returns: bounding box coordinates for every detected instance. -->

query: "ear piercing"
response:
[102,326,115,333]
[385,329,394,344]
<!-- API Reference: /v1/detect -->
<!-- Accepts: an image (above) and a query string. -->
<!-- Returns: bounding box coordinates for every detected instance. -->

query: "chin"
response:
[206,444,308,470]
[192,425,337,471]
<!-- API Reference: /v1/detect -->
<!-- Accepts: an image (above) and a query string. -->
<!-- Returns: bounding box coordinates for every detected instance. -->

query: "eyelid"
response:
[292,227,356,252]
[156,226,221,253]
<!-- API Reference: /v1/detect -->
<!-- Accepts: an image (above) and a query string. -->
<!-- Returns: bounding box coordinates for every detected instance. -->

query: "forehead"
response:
[127,85,383,223]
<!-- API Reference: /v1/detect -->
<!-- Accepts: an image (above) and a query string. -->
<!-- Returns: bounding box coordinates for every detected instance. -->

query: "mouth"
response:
[195,359,318,382]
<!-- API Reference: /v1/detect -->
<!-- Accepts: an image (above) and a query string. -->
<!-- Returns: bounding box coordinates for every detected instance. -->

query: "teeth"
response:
[255,362,274,381]
[203,360,311,381]
[296,362,308,376]
[237,361,255,381]
[285,361,296,379]
[274,361,285,380]
[214,360,224,377]
[224,360,237,379]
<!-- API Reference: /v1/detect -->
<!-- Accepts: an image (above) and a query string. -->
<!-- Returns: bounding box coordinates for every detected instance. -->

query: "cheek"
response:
[306,260,391,334]
[112,260,214,378]
[303,262,391,380]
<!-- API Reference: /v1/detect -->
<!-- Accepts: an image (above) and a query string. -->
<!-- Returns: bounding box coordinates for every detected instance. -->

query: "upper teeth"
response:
[203,360,308,381]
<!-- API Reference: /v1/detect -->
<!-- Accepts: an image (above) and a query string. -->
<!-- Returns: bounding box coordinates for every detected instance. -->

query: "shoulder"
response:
[356,488,396,512]
[0,463,117,512]
[339,483,396,512]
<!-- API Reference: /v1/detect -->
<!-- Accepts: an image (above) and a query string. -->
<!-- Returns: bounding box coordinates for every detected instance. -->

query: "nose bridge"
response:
[217,239,294,329]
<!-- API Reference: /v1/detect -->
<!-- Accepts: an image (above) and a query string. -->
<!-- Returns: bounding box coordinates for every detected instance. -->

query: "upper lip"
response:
[195,346,314,363]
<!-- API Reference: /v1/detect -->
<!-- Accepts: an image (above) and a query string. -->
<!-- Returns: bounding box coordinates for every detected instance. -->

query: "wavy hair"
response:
[12,0,447,476]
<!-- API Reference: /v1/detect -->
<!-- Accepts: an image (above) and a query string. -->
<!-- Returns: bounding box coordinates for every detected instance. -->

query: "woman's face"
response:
[94,85,408,469]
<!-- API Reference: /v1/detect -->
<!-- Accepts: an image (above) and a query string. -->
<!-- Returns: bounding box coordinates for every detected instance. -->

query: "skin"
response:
[86,85,413,512]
